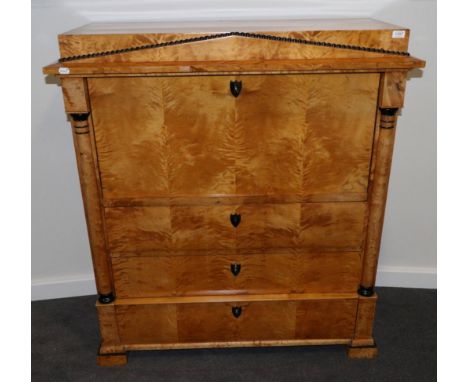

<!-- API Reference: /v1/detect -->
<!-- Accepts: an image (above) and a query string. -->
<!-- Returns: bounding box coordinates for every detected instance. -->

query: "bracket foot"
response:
[347,342,378,359]
[97,352,128,367]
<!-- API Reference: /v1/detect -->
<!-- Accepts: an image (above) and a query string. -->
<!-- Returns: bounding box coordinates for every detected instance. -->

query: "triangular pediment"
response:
[43,20,425,75]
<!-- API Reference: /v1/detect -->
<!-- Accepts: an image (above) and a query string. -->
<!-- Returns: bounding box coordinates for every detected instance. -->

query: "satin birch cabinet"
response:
[43,19,425,366]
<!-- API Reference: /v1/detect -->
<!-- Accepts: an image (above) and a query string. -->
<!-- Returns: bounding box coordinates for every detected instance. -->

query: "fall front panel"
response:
[88,74,379,202]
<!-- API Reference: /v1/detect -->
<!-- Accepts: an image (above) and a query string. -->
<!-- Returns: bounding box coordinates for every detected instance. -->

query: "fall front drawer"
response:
[105,202,367,252]
[113,296,358,345]
[89,73,378,203]
[111,251,361,298]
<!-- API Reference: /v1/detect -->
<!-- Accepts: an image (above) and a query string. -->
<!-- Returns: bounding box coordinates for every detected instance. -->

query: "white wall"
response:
[32,0,436,300]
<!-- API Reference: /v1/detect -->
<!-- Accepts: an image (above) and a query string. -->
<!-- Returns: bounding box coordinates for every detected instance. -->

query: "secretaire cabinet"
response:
[43,19,425,366]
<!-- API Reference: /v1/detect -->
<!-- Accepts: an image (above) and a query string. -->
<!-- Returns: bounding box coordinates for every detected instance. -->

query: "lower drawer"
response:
[111,251,361,298]
[114,296,358,345]
[105,202,367,252]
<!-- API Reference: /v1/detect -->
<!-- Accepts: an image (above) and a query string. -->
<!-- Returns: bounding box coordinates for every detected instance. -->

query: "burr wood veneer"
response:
[44,19,425,365]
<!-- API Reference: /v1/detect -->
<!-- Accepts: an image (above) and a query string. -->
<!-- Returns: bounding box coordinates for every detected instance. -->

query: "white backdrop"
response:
[32,0,436,300]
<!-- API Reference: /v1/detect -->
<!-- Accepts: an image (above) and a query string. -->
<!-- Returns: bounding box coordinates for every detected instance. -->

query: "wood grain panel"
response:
[89,74,378,203]
[96,353,128,367]
[114,293,355,305]
[61,77,89,112]
[236,75,305,195]
[236,202,366,250]
[300,202,367,250]
[105,205,235,252]
[237,74,378,196]
[171,205,235,249]
[117,339,351,351]
[115,297,358,344]
[89,76,236,200]
[116,304,178,344]
[111,251,361,298]
[60,34,391,63]
[379,72,407,108]
[64,34,399,63]
[296,298,357,339]
[236,204,301,249]
[57,24,411,63]
[352,295,377,345]
[103,192,368,208]
[163,76,236,195]
[44,56,426,76]
[105,202,366,252]
[88,77,168,200]
[347,346,378,359]
[302,73,379,195]
[177,301,296,342]
[105,206,172,252]
[96,304,121,348]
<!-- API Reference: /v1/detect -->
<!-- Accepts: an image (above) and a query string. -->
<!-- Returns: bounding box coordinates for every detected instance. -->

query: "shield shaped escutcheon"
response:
[232,306,242,318]
[230,263,241,276]
[230,213,241,228]
[230,80,242,97]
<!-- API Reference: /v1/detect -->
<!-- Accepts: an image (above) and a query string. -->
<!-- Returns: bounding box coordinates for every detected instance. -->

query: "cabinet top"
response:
[44,18,425,76]
[63,18,405,35]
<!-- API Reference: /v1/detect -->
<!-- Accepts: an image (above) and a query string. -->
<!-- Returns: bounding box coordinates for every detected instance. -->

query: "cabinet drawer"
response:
[112,251,361,298]
[115,297,358,345]
[105,202,367,252]
[89,73,378,202]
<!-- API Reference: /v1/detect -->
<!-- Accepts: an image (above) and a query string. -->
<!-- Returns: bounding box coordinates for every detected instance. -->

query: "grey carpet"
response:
[32,287,436,382]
